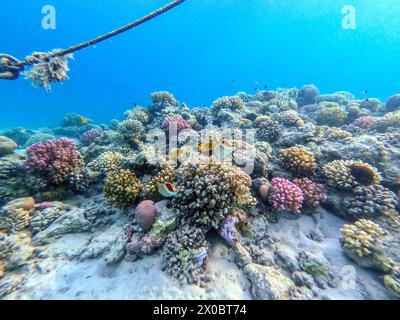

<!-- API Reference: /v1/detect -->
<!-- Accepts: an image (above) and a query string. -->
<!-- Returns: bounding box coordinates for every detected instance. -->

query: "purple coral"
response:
[81,129,102,146]
[292,178,327,208]
[218,216,239,244]
[270,177,304,213]
[161,115,192,133]
[26,138,83,185]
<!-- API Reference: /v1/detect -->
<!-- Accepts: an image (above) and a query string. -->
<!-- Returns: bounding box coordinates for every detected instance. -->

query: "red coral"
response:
[270,177,304,213]
[26,138,82,185]
[292,178,327,208]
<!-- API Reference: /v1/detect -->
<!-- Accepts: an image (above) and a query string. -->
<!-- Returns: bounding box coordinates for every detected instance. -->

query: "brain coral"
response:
[26,138,82,185]
[344,185,397,219]
[172,157,256,230]
[341,219,384,257]
[292,178,327,209]
[269,177,304,213]
[322,160,381,190]
[279,146,317,176]
[104,169,141,208]
[88,151,124,174]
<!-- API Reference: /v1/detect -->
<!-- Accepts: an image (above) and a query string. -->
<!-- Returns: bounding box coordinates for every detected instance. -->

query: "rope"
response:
[14,0,186,67]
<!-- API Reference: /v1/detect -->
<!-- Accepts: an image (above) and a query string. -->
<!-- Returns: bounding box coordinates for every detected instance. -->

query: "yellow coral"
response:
[151,91,178,107]
[326,128,352,141]
[341,219,384,257]
[279,146,317,175]
[104,169,141,208]
[315,104,348,126]
[323,160,381,189]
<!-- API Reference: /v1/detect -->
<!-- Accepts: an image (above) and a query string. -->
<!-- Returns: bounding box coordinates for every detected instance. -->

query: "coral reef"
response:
[2,86,400,299]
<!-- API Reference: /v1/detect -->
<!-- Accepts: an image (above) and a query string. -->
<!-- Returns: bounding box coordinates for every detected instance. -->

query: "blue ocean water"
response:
[1,0,399,129]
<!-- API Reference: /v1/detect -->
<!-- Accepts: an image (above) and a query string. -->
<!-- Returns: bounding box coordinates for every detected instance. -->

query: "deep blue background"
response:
[1,0,399,129]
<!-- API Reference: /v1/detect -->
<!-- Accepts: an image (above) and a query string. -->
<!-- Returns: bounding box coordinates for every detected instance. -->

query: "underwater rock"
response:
[0,136,17,157]
[2,128,33,147]
[32,207,91,245]
[244,263,296,300]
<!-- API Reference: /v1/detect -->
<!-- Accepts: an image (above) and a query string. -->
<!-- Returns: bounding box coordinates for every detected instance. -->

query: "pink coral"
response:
[26,138,82,185]
[348,116,376,132]
[161,115,192,133]
[292,178,327,208]
[270,177,304,213]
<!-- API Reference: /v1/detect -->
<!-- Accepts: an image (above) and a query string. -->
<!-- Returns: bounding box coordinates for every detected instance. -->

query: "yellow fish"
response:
[158,182,177,197]
[198,140,218,153]
[79,116,90,125]
[168,148,180,160]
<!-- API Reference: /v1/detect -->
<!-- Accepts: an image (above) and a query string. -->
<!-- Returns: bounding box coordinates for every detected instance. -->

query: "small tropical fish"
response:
[79,116,90,125]
[168,148,180,160]
[198,140,218,153]
[362,89,369,95]
[158,182,177,197]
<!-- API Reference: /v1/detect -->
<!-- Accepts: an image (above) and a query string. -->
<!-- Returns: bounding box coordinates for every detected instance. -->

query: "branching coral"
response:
[103,169,141,208]
[117,118,145,147]
[161,115,192,133]
[26,139,83,185]
[80,129,103,146]
[151,91,178,108]
[325,128,352,141]
[211,96,245,115]
[125,107,150,124]
[279,146,317,176]
[171,157,256,230]
[88,151,124,174]
[162,225,209,285]
[344,185,397,219]
[256,119,283,142]
[292,178,326,209]
[323,160,381,189]
[341,219,384,257]
[66,167,91,193]
[273,110,304,127]
[269,177,304,213]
